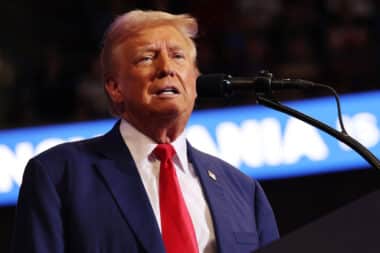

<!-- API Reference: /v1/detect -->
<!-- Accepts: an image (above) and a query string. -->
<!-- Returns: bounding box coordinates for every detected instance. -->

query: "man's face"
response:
[107,25,198,129]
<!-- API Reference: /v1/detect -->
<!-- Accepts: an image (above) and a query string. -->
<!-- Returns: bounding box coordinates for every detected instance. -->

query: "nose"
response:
[156,53,175,78]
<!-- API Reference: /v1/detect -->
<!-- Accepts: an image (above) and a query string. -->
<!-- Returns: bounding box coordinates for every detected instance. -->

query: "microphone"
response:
[196,73,318,97]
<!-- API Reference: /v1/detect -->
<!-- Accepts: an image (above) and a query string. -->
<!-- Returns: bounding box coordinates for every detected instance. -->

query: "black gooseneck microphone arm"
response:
[256,96,380,170]
[254,71,380,171]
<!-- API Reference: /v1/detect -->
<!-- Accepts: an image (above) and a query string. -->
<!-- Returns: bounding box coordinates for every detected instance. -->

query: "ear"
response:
[105,78,124,103]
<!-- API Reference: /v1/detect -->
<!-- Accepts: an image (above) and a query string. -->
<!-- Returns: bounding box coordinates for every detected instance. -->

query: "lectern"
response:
[256,190,380,253]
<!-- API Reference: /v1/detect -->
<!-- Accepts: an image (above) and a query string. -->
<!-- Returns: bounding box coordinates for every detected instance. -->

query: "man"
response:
[12,10,279,253]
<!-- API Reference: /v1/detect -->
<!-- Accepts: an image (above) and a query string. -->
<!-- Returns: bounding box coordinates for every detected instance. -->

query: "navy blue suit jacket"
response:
[12,122,279,253]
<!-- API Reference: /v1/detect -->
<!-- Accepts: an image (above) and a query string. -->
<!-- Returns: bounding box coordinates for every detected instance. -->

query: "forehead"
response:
[117,25,192,53]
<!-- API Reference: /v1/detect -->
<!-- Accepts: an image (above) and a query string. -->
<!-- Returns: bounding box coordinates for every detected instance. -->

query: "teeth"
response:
[158,88,178,95]
[161,90,175,95]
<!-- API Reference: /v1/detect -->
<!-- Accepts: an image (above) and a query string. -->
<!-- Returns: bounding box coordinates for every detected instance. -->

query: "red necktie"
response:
[154,144,199,253]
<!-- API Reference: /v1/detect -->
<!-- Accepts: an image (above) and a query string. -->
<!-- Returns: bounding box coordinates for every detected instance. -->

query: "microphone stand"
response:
[255,94,380,171]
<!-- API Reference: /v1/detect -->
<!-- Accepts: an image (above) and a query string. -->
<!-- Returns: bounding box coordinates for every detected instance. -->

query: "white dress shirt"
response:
[120,120,216,253]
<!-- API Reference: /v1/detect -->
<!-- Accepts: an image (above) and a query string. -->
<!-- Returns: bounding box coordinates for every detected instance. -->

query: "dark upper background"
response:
[1,0,380,252]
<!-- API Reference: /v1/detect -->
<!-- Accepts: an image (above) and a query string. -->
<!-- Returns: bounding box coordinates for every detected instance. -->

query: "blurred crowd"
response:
[0,0,379,128]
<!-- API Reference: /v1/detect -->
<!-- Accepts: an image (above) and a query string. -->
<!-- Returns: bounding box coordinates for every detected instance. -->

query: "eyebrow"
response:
[136,43,185,53]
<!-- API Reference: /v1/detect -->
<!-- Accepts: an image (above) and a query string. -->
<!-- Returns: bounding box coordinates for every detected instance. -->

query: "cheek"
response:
[184,70,198,96]
[119,72,149,94]
[190,80,197,97]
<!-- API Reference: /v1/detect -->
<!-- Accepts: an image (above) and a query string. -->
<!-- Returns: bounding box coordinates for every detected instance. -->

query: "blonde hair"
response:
[101,10,198,79]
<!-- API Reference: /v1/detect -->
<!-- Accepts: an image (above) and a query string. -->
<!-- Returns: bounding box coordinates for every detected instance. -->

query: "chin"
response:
[154,105,190,120]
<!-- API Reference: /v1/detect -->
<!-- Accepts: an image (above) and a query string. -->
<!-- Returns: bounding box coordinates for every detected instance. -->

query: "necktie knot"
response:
[153,143,176,162]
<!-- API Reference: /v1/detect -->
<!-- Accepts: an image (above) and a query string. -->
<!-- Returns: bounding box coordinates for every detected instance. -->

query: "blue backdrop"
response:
[1,91,379,205]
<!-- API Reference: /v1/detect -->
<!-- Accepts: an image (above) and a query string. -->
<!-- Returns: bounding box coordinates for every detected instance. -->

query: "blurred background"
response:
[1,0,380,251]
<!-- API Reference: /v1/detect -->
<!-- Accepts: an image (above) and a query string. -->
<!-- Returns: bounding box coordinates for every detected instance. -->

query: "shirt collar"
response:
[119,119,189,173]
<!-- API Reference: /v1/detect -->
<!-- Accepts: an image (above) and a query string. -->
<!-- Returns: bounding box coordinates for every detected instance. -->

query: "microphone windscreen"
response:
[196,74,227,97]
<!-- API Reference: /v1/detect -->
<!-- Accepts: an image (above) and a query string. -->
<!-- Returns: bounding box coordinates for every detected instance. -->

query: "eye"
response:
[139,55,153,63]
[134,53,156,65]
[173,52,185,60]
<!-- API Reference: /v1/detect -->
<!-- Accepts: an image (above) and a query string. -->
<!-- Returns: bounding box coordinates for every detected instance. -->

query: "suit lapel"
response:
[188,144,236,253]
[91,122,165,253]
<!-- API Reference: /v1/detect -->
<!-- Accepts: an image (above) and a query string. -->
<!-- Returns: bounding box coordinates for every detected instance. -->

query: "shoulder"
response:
[33,135,103,165]
[23,135,106,184]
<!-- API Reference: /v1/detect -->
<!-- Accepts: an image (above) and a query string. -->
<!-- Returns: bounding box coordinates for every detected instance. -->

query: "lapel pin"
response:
[208,170,217,181]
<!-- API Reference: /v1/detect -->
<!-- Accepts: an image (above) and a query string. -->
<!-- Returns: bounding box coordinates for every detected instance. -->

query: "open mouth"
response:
[155,87,179,96]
